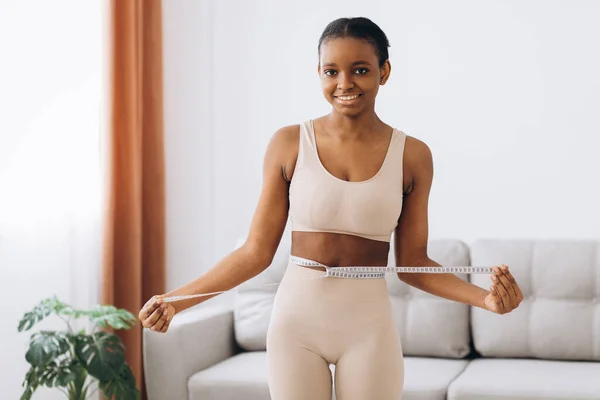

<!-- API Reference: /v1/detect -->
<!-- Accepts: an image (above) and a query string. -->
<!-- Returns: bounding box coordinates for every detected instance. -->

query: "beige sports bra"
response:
[289,120,407,243]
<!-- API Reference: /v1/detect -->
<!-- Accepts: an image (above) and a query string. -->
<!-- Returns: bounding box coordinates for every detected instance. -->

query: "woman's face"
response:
[318,37,390,118]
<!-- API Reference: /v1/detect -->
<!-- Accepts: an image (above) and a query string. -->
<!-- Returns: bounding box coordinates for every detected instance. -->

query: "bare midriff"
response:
[291,231,390,270]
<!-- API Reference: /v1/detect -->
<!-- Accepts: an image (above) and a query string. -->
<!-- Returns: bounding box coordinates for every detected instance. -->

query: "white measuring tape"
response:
[289,256,494,278]
[160,255,494,303]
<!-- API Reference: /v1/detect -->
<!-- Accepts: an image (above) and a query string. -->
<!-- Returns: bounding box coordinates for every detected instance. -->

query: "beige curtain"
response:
[103,0,165,398]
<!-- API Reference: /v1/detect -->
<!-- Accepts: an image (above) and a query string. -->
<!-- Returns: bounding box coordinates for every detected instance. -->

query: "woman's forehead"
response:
[320,37,378,65]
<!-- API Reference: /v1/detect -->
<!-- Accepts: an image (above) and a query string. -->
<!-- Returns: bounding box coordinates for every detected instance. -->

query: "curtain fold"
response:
[103,0,165,397]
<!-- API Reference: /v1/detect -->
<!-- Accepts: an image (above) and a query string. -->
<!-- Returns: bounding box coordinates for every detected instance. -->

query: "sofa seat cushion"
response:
[448,358,600,400]
[188,352,270,400]
[188,351,468,400]
[401,357,469,400]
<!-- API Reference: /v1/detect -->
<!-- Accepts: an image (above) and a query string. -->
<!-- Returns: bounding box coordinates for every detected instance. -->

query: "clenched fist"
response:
[483,265,524,315]
[139,295,175,333]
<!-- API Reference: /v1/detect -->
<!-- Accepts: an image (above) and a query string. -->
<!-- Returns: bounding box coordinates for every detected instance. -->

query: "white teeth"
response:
[337,94,360,101]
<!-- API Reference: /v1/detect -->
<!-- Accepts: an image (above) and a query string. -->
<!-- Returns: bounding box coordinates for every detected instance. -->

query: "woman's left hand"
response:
[483,265,524,314]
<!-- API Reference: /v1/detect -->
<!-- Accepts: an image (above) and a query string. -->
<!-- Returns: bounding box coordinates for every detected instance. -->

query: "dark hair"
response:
[318,17,390,67]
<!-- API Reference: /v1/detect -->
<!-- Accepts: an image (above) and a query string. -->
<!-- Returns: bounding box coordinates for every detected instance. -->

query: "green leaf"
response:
[18,296,76,332]
[19,386,35,400]
[83,305,137,330]
[20,367,39,400]
[99,364,140,400]
[74,332,126,382]
[18,300,53,332]
[37,359,78,387]
[25,331,71,367]
[18,297,137,333]
[20,359,81,399]
[50,298,76,316]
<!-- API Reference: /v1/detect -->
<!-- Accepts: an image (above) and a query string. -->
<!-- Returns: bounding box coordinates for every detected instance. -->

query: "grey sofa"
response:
[144,233,600,400]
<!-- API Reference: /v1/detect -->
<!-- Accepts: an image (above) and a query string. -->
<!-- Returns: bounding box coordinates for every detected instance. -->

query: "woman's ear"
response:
[380,60,391,84]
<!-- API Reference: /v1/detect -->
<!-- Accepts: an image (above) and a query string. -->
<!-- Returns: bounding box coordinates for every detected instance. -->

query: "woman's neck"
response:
[324,110,385,141]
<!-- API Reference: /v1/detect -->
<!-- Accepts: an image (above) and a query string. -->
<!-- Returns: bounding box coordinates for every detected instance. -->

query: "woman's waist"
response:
[290,231,391,267]
[277,261,391,304]
[272,262,394,329]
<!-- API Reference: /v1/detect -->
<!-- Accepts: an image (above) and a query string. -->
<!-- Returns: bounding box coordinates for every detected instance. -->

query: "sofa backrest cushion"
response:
[232,229,290,352]
[469,239,600,361]
[385,237,472,358]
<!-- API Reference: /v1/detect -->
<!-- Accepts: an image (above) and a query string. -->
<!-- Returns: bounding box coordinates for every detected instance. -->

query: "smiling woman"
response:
[318,17,391,117]
[139,16,524,400]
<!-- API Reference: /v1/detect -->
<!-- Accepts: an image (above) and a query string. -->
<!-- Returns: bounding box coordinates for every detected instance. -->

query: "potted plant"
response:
[18,296,140,400]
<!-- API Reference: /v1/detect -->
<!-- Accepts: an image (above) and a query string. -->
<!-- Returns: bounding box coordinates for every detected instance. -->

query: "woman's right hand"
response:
[139,295,175,333]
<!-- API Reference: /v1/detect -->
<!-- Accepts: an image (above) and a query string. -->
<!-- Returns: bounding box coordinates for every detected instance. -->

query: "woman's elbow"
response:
[397,272,421,285]
[239,241,276,271]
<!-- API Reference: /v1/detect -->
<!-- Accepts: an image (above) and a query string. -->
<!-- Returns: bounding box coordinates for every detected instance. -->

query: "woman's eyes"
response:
[324,68,369,76]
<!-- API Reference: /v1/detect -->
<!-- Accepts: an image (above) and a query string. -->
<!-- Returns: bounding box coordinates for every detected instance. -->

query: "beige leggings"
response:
[266,262,404,400]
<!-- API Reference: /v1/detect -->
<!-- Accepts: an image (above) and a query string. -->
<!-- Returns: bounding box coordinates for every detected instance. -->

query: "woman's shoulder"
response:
[404,134,431,156]
[272,124,301,140]
[269,124,301,151]
[264,124,302,164]
[403,134,433,171]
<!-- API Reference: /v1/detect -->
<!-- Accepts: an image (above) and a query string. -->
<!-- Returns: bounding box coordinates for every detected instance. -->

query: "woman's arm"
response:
[142,126,298,323]
[394,137,490,309]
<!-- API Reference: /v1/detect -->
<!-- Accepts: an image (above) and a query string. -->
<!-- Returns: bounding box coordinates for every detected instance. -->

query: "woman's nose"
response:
[336,73,355,90]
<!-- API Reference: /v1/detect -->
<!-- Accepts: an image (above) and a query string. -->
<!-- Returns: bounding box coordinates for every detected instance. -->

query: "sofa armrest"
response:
[143,305,237,400]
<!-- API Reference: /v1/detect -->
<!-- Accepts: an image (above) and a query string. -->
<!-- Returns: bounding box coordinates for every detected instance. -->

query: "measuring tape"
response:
[290,256,494,278]
[160,255,494,303]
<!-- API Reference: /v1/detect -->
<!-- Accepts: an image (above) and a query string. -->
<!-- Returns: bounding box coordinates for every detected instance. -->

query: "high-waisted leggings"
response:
[266,262,404,400]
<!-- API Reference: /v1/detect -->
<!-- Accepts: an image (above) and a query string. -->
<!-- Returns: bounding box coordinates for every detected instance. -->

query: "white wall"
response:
[162,0,218,292]
[163,0,600,288]
[0,1,104,398]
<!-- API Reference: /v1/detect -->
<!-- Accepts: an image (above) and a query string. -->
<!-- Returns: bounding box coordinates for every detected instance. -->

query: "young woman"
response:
[139,17,524,400]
